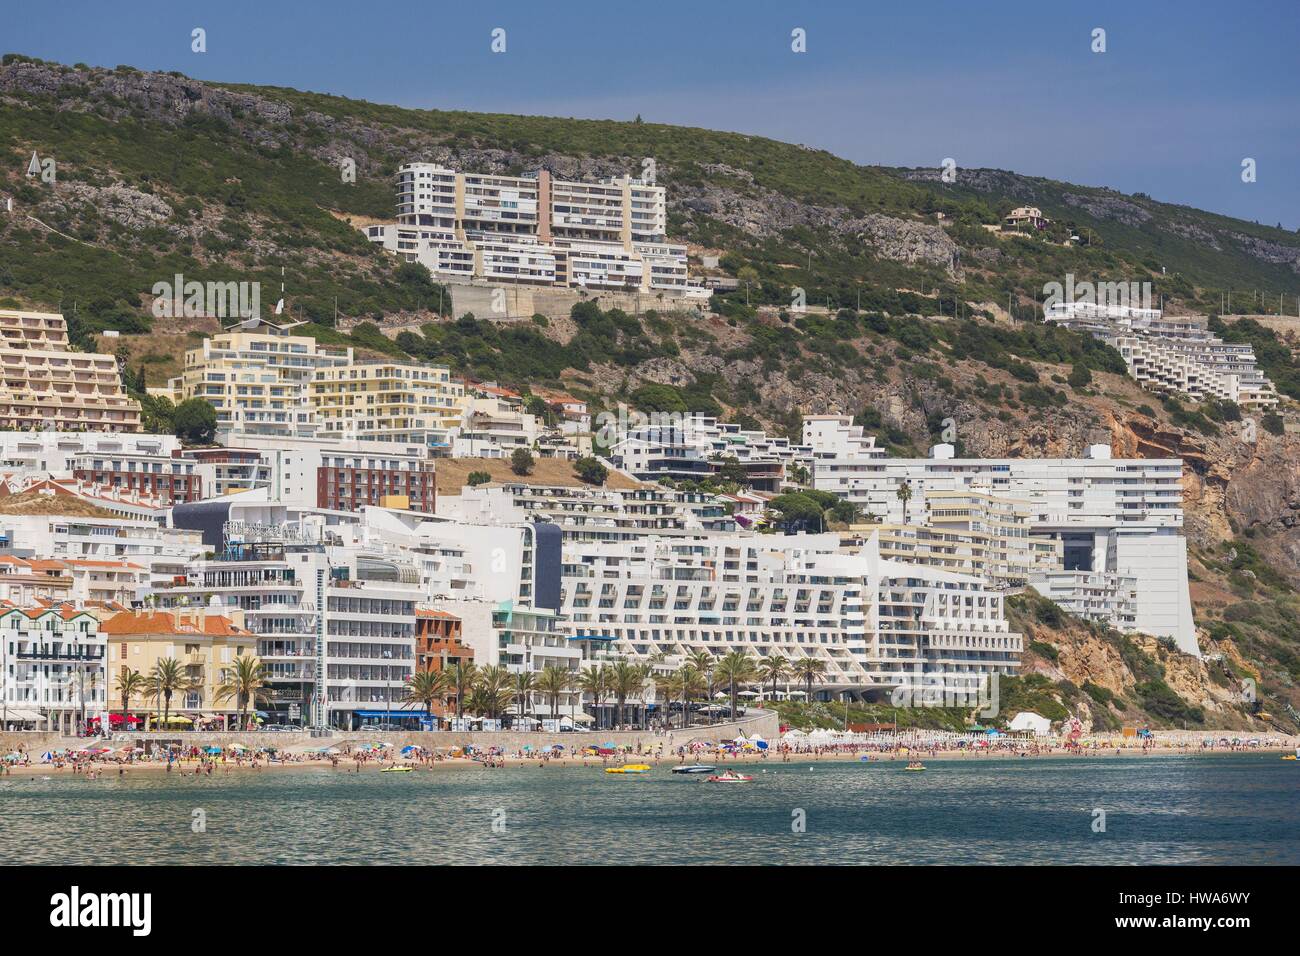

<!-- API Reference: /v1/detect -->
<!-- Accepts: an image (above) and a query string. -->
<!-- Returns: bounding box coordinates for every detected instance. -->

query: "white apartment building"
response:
[1044,302,1277,408]
[0,605,106,733]
[363,163,709,297]
[0,431,182,477]
[612,413,814,491]
[450,396,541,458]
[805,421,1198,655]
[439,481,735,543]
[0,510,204,592]
[1029,569,1139,631]
[561,531,1021,697]
[154,533,424,730]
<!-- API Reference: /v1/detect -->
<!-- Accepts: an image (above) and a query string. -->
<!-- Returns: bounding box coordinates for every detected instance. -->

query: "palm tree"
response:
[450,659,477,721]
[473,665,512,721]
[216,655,269,731]
[686,650,717,724]
[115,668,146,721]
[148,657,192,726]
[792,657,827,703]
[757,655,790,704]
[609,660,647,730]
[662,664,705,730]
[536,665,573,722]
[404,670,451,729]
[896,480,913,522]
[576,666,610,730]
[714,651,758,723]
[511,671,537,727]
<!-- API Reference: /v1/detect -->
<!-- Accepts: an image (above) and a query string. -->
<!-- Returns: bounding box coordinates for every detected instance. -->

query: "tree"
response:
[1068,363,1092,389]
[215,655,269,730]
[511,670,537,725]
[469,665,512,720]
[756,655,790,702]
[450,660,478,721]
[896,480,913,521]
[792,657,827,702]
[403,670,451,729]
[577,666,611,730]
[686,650,717,724]
[115,668,146,719]
[574,456,608,485]
[663,664,705,729]
[467,470,492,487]
[536,665,573,722]
[713,455,748,486]
[609,660,647,730]
[714,651,757,722]
[173,398,217,444]
[147,657,193,726]
[510,447,535,476]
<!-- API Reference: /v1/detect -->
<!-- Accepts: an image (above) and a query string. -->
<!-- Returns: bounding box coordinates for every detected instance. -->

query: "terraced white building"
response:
[561,531,1021,697]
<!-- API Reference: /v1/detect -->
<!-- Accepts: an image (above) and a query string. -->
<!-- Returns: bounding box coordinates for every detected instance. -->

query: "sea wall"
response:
[0,710,779,755]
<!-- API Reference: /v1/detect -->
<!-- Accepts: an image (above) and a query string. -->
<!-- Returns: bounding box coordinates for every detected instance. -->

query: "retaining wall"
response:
[0,710,778,755]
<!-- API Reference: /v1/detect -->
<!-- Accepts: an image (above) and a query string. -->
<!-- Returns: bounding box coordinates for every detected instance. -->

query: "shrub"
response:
[574,456,608,485]
[509,448,535,476]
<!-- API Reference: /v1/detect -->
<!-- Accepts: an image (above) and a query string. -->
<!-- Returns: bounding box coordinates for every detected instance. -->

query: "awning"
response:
[2,708,42,721]
[567,633,615,642]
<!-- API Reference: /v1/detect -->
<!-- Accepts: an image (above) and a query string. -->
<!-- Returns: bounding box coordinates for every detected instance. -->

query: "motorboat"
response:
[671,764,718,774]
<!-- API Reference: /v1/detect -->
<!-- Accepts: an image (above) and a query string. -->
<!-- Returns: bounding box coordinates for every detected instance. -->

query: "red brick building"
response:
[317,460,436,513]
[70,450,203,504]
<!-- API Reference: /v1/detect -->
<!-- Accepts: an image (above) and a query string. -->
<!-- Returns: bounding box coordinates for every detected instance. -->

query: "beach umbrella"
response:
[204,746,222,754]
[39,751,53,761]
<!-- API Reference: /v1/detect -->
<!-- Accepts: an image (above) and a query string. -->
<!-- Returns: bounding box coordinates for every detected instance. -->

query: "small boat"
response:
[1282,755,1297,761]
[904,761,926,772]
[705,770,753,783]
[671,764,717,774]
[605,764,652,775]
[380,766,413,773]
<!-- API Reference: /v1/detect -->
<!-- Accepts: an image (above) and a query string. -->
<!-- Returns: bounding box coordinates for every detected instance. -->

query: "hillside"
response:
[2,55,1300,732]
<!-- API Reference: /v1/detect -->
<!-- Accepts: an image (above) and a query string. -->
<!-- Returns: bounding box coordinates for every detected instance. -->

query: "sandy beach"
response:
[6,736,1297,781]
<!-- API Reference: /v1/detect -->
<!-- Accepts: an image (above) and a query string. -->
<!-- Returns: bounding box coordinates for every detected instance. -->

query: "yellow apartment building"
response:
[310,360,464,446]
[101,608,258,726]
[0,310,141,432]
[165,317,353,439]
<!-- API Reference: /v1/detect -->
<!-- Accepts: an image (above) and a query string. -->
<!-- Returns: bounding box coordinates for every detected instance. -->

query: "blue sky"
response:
[7,0,1299,227]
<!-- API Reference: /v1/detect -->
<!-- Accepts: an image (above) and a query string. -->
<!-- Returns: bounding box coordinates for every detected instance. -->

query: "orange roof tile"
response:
[100,610,253,637]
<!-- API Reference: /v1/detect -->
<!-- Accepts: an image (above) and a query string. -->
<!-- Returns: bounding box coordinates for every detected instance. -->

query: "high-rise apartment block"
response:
[362,163,708,298]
